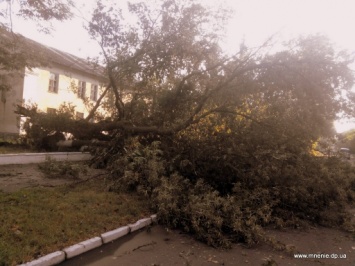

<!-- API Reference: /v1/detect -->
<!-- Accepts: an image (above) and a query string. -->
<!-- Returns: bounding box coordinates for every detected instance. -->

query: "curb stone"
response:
[129,217,152,232]
[101,225,130,244]
[63,236,103,259]
[151,214,157,222]
[18,214,157,266]
[20,251,65,266]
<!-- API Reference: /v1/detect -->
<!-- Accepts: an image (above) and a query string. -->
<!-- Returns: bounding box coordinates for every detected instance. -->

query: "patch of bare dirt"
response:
[0,163,107,192]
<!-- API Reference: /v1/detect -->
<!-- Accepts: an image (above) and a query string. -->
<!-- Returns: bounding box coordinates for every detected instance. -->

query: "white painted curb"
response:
[63,237,102,259]
[151,214,158,222]
[139,217,153,227]
[19,251,65,266]
[0,152,92,165]
[101,225,130,244]
[129,217,152,232]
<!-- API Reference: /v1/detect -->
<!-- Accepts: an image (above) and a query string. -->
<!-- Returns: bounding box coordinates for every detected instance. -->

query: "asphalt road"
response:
[59,225,268,266]
[59,225,355,266]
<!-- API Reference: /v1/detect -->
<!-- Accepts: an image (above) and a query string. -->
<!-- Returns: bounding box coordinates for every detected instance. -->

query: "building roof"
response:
[1,28,106,81]
[26,38,106,80]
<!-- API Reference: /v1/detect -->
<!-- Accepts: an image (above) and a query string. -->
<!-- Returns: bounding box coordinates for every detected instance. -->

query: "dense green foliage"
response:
[105,135,354,248]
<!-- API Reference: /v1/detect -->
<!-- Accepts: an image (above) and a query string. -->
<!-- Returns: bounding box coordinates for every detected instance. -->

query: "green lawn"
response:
[0,145,33,154]
[0,178,151,266]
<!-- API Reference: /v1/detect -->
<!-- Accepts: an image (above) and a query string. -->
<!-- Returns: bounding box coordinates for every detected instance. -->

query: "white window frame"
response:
[48,73,59,93]
[78,81,86,99]
[90,84,98,101]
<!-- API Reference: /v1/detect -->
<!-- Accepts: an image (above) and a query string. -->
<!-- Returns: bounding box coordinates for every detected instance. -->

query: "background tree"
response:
[0,0,73,29]
[0,0,73,100]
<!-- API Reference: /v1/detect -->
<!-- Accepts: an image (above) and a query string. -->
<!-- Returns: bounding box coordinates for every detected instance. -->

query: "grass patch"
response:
[0,145,33,154]
[0,140,33,154]
[0,178,151,266]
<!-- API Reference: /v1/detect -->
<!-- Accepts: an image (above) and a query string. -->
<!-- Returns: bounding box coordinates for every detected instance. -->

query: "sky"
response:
[7,0,355,59]
[4,0,355,132]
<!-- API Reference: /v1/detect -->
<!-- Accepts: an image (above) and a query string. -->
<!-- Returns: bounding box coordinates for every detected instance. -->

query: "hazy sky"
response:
[6,0,355,132]
[8,0,355,58]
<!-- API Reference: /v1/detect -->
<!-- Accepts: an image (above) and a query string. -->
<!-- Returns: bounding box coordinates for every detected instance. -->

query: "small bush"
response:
[38,157,88,179]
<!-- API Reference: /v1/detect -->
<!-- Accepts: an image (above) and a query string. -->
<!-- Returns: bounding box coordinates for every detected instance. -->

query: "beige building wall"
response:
[0,64,105,136]
[23,65,103,116]
[0,74,25,136]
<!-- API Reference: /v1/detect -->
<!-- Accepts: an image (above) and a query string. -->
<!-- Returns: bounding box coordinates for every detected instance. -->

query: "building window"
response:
[47,108,56,114]
[90,84,98,101]
[78,81,86,99]
[48,73,59,93]
[76,112,84,120]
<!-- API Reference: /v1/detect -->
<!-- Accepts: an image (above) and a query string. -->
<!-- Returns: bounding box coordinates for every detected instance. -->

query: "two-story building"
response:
[0,32,106,138]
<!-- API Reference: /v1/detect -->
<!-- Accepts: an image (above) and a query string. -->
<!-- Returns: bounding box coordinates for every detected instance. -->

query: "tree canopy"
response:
[5,0,354,142]
[0,0,73,26]
[17,0,354,142]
